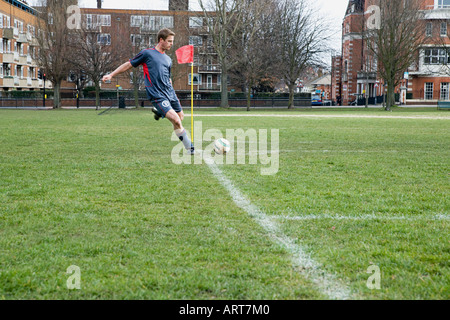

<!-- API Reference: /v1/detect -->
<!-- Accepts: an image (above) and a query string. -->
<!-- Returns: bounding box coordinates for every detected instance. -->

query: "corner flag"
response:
[176,45,195,142]
[175,45,194,64]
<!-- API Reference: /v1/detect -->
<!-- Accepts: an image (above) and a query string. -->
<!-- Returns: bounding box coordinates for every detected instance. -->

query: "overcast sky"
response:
[29,0,349,21]
[29,0,349,53]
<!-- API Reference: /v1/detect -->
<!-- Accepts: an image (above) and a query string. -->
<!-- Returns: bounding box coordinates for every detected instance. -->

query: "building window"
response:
[130,34,143,46]
[131,16,143,27]
[441,22,447,36]
[189,17,203,28]
[438,0,450,9]
[132,16,174,30]
[189,36,203,47]
[97,34,111,46]
[426,22,433,37]
[3,63,10,77]
[441,83,449,100]
[424,48,449,64]
[425,82,434,100]
[188,73,201,85]
[98,15,111,26]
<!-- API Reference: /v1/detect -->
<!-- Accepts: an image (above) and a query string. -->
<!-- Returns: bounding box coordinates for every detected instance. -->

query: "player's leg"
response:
[177,110,184,122]
[165,109,194,153]
[170,99,184,122]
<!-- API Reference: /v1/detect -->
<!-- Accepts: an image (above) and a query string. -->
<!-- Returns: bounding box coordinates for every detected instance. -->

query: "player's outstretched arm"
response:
[102,61,133,83]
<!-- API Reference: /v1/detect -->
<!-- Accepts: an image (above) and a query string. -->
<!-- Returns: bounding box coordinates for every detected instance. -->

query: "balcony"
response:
[198,64,222,73]
[17,32,28,43]
[28,36,39,47]
[2,52,14,63]
[423,6,450,19]
[19,78,29,87]
[199,47,217,55]
[198,84,221,91]
[27,55,32,65]
[19,55,28,65]
[190,26,210,36]
[357,71,377,80]
[14,76,19,85]
[2,28,19,40]
[14,52,19,62]
[2,77,15,87]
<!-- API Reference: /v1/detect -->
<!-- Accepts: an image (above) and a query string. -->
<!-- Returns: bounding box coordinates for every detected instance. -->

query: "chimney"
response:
[169,0,189,11]
[97,0,102,9]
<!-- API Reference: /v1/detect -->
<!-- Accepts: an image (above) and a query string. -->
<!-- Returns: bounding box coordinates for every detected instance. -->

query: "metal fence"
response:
[0,97,313,109]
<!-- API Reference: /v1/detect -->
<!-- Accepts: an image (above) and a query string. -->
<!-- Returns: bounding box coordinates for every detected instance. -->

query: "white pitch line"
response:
[187,114,449,120]
[203,155,352,300]
[273,213,450,221]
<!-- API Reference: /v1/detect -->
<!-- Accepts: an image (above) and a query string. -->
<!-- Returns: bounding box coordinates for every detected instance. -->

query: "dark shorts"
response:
[152,98,182,118]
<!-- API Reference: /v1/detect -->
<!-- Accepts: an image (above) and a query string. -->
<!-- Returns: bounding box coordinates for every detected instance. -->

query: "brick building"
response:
[333,0,450,105]
[0,0,51,95]
[69,0,221,97]
[0,0,220,98]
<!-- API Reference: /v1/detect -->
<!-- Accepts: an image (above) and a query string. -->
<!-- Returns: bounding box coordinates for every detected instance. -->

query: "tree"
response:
[275,0,331,109]
[70,23,125,109]
[34,0,75,109]
[229,0,278,111]
[199,0,248,108]
[364,0,425,111]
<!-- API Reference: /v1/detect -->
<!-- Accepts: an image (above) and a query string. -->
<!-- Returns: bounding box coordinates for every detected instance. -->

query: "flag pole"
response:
[191,61,194,142]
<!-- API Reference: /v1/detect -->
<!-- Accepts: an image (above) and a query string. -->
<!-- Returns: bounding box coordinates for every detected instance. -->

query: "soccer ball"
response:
[214,138,231,155]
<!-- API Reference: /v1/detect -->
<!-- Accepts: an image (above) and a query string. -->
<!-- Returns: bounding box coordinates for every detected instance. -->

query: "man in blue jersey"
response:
[102,28,194,155]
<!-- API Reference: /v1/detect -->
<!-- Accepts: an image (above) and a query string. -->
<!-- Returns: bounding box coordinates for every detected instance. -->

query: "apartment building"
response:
[409,0,450,102]
[334,0,450,105]
[0,0,49,94]
[63,0,221,97]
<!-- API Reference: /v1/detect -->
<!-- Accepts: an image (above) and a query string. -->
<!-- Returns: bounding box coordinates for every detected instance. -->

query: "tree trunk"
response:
[246,83,251,112]
[134,83,139,108]
[288,83,295,109]
[95,82,101,110]
[220,72,229,108]
[53,81,61,109]
[386,82,395,111]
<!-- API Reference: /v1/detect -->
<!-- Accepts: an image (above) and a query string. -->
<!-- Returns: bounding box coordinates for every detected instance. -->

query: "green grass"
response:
[0,108,448,299]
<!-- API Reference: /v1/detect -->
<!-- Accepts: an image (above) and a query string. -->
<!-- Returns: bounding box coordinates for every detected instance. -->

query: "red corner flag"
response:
[175,45,194,64]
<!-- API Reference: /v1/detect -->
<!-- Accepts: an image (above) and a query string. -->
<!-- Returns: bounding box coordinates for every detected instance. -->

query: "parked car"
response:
[311,94,323,106]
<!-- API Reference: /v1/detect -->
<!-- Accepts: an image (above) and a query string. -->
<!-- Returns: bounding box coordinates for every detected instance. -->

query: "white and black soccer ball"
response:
[214,138,231,155]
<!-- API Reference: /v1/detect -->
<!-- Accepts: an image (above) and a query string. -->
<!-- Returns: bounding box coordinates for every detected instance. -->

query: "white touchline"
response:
[274,213,450,221]
[203,154,353,300]
[186,114,450,120]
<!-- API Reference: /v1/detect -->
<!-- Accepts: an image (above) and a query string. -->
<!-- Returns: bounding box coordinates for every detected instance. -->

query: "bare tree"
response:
[70,23,125,109]
[229,0,278,111]
[34,0,75,109]
[365,0,425,110]
[275,0,332,109]
[199,0,248,108]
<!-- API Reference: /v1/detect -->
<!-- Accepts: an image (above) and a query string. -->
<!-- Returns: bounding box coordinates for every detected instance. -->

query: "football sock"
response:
[175,129,194,151]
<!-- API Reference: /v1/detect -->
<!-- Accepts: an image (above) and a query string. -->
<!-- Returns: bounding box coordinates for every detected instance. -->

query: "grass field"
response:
[0,107,448,300]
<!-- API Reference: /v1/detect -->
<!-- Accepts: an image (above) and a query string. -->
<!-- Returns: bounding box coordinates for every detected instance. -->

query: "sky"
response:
[29,0,349,22]
[29,0,349,53]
